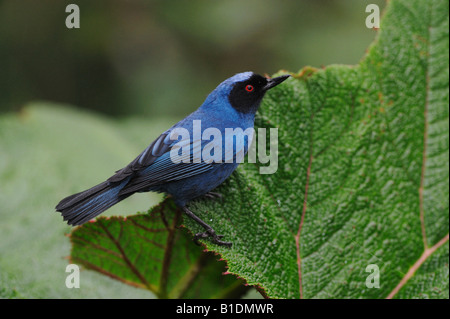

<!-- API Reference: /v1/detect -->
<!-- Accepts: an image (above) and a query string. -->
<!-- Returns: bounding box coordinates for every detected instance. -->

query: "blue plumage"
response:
[56,71,290,246]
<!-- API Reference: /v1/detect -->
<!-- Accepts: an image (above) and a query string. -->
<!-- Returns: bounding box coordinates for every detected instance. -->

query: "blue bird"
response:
[56,72,290,246]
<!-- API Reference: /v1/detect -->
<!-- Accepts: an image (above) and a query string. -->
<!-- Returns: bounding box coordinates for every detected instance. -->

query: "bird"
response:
[55,71,290,247]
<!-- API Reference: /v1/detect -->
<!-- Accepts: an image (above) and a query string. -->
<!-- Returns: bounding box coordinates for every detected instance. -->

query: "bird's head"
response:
[204,72,291,115]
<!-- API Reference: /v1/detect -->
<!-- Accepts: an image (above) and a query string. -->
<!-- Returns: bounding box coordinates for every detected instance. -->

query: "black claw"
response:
[193,229,232,247]
[193,232,207,246]
[203,192,223,200]
[183,206,232,247]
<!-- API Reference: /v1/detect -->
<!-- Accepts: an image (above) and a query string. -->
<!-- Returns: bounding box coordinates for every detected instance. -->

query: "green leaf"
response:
[68,0,448,299]
[70,198,248,299]
[0,103,173,298]
[394,237,449,299]
[183,0,449,298]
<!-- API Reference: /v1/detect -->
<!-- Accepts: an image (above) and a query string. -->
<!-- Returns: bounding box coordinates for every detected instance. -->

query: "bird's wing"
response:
[116,133,221,195]
[107,122,251,196]
[107,132,174,183]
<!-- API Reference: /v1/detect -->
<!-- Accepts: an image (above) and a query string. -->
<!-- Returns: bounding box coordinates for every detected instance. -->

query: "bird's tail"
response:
[55,180,131,226]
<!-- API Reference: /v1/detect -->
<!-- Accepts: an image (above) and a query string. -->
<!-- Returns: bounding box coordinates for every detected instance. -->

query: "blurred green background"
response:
[0,0,385,299]
[0,0,384,118]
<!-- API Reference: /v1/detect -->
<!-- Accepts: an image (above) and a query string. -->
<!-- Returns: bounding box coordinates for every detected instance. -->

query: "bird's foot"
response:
[182,206,232,247]
[194,229,232,247]
[203,191,223,200]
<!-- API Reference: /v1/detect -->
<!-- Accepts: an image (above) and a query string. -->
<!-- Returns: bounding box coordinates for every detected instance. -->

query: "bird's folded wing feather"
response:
[107,130,216,195]
[107,125,251,195]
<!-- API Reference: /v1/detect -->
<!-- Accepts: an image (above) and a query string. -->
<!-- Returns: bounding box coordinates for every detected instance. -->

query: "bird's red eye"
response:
[245,85,254,92]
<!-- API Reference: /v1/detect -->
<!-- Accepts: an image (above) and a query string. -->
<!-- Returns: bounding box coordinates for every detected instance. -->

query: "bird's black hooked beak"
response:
[263,74,291,91]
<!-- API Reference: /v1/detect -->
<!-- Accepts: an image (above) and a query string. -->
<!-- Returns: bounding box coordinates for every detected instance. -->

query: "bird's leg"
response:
[182,206,232,247]
[203,191,223,200]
